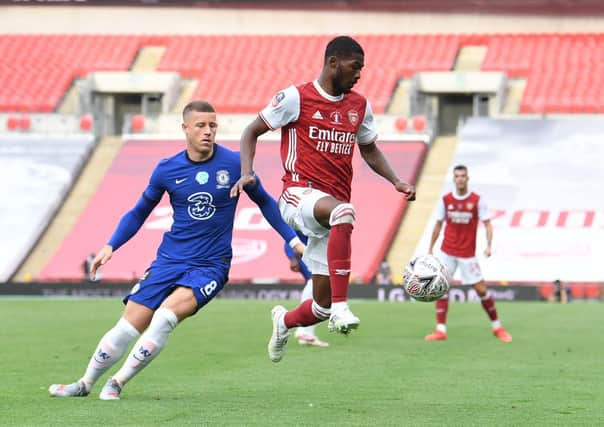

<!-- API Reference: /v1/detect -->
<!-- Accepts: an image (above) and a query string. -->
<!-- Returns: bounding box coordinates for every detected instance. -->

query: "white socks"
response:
[301,278,313,301]
[113,308,178,386]
[331,301,348,313]
[80,317,140,390]
[436,323,447,333]
[297,279,317,336]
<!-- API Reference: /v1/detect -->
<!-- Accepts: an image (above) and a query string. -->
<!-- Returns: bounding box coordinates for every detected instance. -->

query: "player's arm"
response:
[229,117,270,197]
[479,197,492,257]
[357,100,415,200]
[244,176,304,257]
[89,196,159,279]
[358,142,415,201]
[429,198,446,255]
[90,164,164,279]
[230,86,300,198]
[483,219,493,257]
[428,220,443,255]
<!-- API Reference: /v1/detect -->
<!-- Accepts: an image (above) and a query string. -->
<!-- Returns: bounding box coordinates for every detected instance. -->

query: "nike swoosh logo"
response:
[175,178,187,184]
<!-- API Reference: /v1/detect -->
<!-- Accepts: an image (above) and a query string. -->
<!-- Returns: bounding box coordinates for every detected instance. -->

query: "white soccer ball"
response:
[403,254,450,302]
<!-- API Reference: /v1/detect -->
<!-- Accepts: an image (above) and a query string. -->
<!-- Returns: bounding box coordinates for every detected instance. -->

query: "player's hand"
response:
[394,181,416,201]
[292,242,305,258]
[90,245,113,280]
[289,257,301,273]
[484,247,492,258]
[229,173,257,198]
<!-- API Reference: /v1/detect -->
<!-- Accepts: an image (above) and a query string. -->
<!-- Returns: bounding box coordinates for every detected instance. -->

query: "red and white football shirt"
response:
[435,191,489,258]
[259,80,377,202]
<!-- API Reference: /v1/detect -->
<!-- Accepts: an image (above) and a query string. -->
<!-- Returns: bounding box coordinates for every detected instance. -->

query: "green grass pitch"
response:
[1,298,602,426]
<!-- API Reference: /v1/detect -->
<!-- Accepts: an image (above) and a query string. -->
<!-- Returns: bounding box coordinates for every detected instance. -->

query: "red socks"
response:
[327,223,353,303]
[481,294,499,321]
[436,298,449,324]
[284,299,321,328]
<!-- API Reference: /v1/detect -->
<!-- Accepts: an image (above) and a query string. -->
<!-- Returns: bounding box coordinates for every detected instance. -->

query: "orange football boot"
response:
[493,327,513,343]
[424,330,448,341]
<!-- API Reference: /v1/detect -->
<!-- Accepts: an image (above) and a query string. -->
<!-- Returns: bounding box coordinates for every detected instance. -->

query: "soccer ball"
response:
[403,254,450,302]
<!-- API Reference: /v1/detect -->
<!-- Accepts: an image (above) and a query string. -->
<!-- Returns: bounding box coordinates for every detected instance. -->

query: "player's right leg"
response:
[279,188,358,334]
[314,197,359,333]
[425,253,456,341]
[424,294,449,341]
[49,300,151,397]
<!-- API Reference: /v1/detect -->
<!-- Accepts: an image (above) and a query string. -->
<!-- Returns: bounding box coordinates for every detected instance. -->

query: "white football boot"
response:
[99,378,122,401]
[267,305,290,363]
[49,380,90,397]
[328,303,360,334]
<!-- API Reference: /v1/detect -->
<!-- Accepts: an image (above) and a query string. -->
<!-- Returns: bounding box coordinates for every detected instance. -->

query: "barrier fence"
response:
[1,282,601,302]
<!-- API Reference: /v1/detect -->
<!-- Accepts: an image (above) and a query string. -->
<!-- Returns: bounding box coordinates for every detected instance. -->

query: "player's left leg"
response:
[48,300,151,398]
[473,281,512,343]
[460,257,511,343]
[101,269,225,400]
[269,274,331,362]
[295,279,329,347]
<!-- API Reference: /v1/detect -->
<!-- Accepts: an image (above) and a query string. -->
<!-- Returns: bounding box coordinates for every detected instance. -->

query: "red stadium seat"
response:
[412,115,426,132]
[79,114,93,132]
[6,115,19,131]
[1,33,602,114]
[131,114,145,133]
[394,116,407,132]
[18,115,31,131]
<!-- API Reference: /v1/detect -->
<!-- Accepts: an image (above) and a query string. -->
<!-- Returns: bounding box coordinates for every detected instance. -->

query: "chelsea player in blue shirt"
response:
[49,101,303,400]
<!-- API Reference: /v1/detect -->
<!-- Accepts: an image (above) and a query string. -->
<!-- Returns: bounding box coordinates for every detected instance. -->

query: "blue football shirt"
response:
[108,143,295,269]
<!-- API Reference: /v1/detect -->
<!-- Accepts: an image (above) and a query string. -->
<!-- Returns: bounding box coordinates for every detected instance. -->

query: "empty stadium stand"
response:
[2,33,603,115]
[0,35,141,112]
[0,135,95,282]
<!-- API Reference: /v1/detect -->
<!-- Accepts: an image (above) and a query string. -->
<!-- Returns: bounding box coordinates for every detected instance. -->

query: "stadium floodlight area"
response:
[0,135,95,282]
[413,116,604,283]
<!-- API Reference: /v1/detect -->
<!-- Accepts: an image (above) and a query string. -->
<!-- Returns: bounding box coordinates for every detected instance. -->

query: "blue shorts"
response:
[123,260,229,314]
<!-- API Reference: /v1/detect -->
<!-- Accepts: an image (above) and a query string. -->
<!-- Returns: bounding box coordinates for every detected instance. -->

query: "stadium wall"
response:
[0,282,550,302]
[3,6,604,34]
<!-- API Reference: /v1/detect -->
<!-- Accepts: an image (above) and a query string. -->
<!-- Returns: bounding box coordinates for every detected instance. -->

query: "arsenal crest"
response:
[348,109,359,125]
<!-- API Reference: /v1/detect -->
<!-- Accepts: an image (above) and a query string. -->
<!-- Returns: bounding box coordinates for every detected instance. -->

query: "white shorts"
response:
[437,252,483,286]
[279,187,331,276]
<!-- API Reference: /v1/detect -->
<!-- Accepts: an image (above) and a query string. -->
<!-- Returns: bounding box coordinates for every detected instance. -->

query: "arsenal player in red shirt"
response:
[231,36,416,362]
[425,165,512,343]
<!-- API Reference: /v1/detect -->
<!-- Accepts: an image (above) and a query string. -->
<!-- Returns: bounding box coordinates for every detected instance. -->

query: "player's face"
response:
[182,111,218,158]
[453,169,469,192]
[333,53,364,94]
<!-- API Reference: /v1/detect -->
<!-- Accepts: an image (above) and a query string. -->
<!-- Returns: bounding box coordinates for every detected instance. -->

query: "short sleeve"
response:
[357,100,378,145]
[478,197,490,221]
[142,162,166,202]
[435,197,446,221]
[259,85,300,130]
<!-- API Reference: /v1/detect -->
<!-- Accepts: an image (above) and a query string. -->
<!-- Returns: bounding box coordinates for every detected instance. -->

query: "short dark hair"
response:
[453,164,468,173]
[183,100,215,120]
[324,36,364,63]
